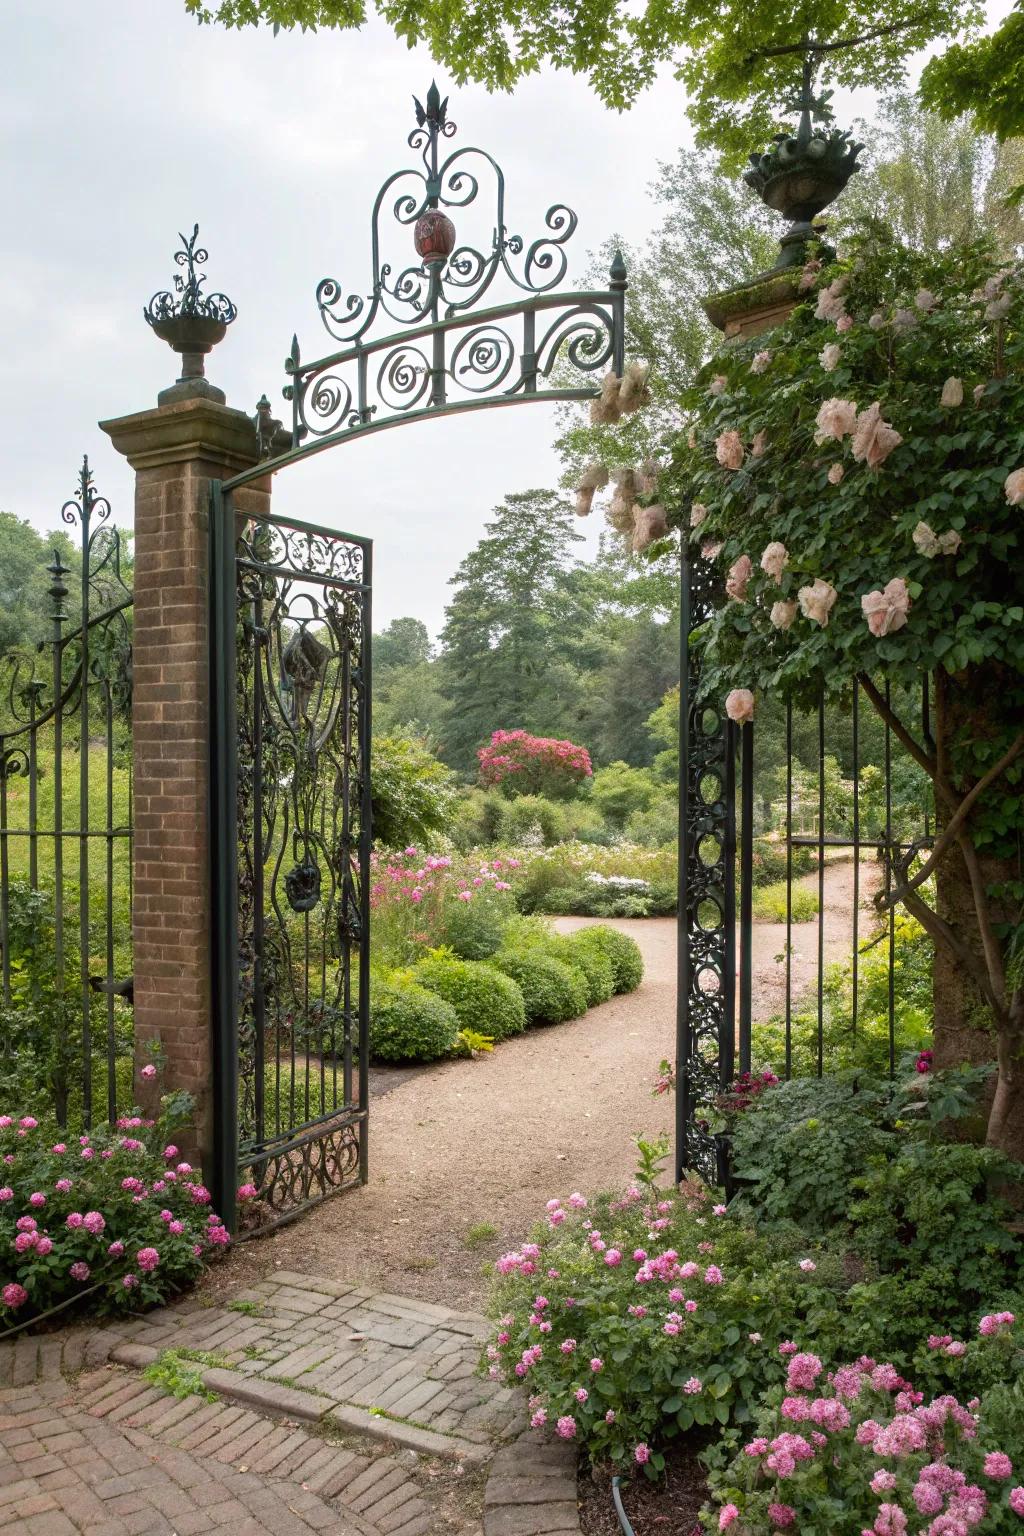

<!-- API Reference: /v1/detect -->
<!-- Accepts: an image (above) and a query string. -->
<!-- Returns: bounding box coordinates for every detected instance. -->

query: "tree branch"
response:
[857,673,943,790]
[897,884,1005,1021]
[748,17,933,62]
[876,731,1024,911]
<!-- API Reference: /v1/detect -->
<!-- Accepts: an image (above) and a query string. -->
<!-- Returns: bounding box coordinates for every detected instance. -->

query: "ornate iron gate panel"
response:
[0,458,133,1131]
[210,492,371,1233]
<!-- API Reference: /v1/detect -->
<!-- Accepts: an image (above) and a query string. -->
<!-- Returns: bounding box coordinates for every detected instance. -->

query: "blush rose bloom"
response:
[631,504,668,553]
[726,555,753,600]
[750,350,771,374]
[827,462,845,484]
[815,398,858,441]
[751,429,769,458]
[798,579,838,627]
[709,374,727,395]
[1005,468,1024,506]
[836,313,854,333]
[689,502,708,528]
[716,430,744,470]
[819,343,841,371]
[862,578,911,636]
[770,600,798,630]
[725,689,755,724]
[852,402,903,468]
[940,376,964,407]
[760,542,788,583]
[914,523,961,558]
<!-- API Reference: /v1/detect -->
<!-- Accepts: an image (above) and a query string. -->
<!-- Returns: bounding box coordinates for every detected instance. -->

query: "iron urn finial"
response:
[144,224,238,406]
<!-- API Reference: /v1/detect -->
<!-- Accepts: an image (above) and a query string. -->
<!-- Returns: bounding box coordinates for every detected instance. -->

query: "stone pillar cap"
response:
[100,396,263,473]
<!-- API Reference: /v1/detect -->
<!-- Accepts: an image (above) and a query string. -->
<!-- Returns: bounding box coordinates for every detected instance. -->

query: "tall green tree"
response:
[0,515,80,656]
[439,490,584,770]
[374,616,432,672]
[185,0,979,168]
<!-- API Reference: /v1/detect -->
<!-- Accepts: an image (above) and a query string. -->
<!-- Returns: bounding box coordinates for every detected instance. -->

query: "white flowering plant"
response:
[660,234,1024,1157]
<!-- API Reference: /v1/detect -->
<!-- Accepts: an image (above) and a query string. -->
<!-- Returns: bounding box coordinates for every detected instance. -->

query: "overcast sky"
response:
[2,2,698,635]
[2,3,1002,636]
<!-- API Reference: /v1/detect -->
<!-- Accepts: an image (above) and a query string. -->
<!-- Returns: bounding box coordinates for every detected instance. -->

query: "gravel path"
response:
[204,858,879,1313]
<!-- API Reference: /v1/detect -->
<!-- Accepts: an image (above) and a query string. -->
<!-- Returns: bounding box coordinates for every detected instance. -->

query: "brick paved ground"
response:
[0,1274,578,1536]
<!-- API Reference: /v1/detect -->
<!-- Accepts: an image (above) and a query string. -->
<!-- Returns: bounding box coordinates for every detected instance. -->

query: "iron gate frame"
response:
[204,82,627,1232]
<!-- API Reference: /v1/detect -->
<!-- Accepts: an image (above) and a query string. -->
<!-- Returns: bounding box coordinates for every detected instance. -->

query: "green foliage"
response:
[750,838,817,888]
[490,949,589,1025]
[413,952,527,1041]
[370,734,456,850]
[751,880,818,922]
[368,973,461,1063]
[190,0,980,173]
[589,761,662,828]
[572,925,644,994]
[752,911,933,1077]
[920,9,1024,147]
[144,1348,223,1401]
[537,932,617,1007]
[437,888,508,959]
[451,1027,495,1056]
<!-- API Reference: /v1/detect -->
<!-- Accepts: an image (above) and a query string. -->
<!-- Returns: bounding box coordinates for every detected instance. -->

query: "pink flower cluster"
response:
[477,729,592,793]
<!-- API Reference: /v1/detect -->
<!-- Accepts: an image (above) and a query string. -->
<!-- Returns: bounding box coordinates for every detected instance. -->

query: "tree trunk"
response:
[931,667,1024,1160]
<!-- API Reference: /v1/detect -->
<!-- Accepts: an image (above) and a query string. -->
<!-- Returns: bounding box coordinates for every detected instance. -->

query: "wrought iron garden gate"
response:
[205,82,626,1230]
[209,500,372,1232]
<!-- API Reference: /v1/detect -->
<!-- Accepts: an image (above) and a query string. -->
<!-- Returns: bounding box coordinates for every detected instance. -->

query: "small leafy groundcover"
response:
[486,1182,860,1475]
[1,1099,232,1331]
[702,1314,1024,1536]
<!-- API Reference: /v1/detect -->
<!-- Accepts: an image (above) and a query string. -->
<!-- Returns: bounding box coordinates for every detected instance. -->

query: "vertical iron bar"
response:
[816,688,826,1077]
[852,680,860,1038]
[522,307,537,394]
[28,688,39,889]
[0,747,9,1007]
[79,476,92,1128]
[251,590,267,1151]
[674,551,690,1185]
[792,700,798,1081]
[359,544,373,1185]
[209,481,239,1233]
[722,722,737,1092]
[738,722,753,1076]
[921,675,931,841]
[885,680,895,1075]
[50,554,67,1126]
[105,682,117,1122]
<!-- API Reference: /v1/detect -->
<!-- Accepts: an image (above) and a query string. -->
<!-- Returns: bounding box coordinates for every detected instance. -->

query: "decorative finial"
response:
[144,225,238,406]
[413,81,448,131]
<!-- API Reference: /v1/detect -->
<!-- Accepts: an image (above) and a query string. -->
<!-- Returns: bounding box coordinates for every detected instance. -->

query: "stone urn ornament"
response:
[742,57,863,270]
[144,224,237,404]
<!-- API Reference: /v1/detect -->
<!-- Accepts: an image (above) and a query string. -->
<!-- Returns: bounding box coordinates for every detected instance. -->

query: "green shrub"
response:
[541,933,616,1007]
[439,891,509,959]
[371,734,456,850]
[589,762,661,828]
[536,882,591,915]
[413,953,526,1041]
[625,798,678,849]
[368,973,461,1062]
[572,925,644,993]
[490,949,588,1024]
[750,838,817,888]
[496,794,569,846]
[751,880,818,922]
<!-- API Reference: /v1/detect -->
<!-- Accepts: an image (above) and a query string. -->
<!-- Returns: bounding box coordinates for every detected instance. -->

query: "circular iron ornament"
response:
[414,208,456,265]
[377,345,431,412]
[450,325,514,393]
[284,857,322,913]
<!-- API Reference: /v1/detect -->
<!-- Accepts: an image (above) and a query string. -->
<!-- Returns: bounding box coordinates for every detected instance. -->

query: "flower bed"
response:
[0,1104,231,1332]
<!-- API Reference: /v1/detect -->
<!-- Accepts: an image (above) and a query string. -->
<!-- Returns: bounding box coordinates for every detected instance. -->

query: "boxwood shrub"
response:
[413,953,527,1041]
[572,925,644,994]
[368,973,461,1063]
[539,933,616,1007]
[490,950,588,1025]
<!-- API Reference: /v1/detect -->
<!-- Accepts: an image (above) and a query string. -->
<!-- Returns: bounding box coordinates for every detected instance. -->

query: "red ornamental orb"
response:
[414,209,456,266]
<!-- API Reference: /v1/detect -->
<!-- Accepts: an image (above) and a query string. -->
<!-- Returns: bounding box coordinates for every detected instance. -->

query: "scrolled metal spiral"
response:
[521,204,577,291]
[315,277,369,344]
[298,370,357,438]
[376,345,430,412]
[449,324,515,394]
[534,304,614,381]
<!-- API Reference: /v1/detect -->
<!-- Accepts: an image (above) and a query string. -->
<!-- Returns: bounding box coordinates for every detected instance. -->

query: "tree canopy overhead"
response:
[185,0,991,165]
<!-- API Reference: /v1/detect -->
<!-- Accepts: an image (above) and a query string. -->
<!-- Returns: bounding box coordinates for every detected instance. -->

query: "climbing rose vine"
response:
[658,234,1024,1155]
[478,730,593,798]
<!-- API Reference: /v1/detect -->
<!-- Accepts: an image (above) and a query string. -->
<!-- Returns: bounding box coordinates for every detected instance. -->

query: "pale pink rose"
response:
[814,280,847,322]
[868,311,886,330]
[827,462,845,485]
[770,600,798,630]
[750,350,771,375]
[701,541,723,561]
[940,376,963,407]
[815,399,858,441]
[852,402,902,468]
[798,259,822,292]
[915,288,937,312]
[709,374,728,395]
[726,555,753,601]
[798,579,838,627]
[835,313,854,333]
[938,529,961,555]
[861,578,911,637]
[893,307,917,329]
[725,689,755,724]
[751,430,769,458]
[819,343,841,372]
[760,542,788,582]
[689,502,708,528]
[974,382,986,403]
[913,521,941,558]
[1005,468,1024,506]
[631,504,669,553]
[716,431,744,470]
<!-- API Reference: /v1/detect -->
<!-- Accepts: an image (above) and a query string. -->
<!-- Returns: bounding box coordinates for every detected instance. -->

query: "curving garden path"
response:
[206,858,875,1314]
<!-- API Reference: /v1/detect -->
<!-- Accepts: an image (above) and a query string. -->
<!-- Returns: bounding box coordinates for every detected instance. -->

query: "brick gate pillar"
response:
[99,398,270,1173]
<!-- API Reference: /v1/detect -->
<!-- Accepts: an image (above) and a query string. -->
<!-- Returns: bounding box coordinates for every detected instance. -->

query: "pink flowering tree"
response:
[477,729,593,800]
[661,237,1024,1158]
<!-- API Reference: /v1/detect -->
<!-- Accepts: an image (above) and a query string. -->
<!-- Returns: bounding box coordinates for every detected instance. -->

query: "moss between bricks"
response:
[144,1346,231,1401]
